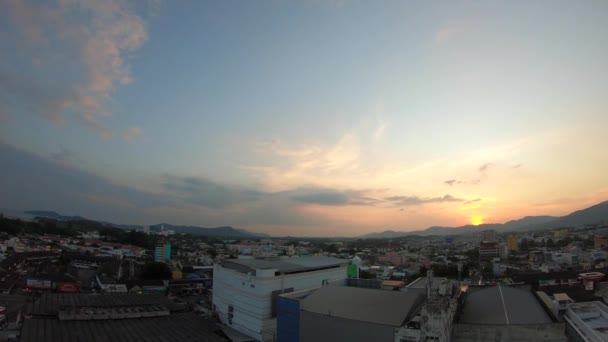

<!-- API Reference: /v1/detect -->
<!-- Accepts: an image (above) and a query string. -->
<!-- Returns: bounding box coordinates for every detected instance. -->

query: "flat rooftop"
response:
[20,312,227,342]
[300,286,424,327]
[221,256,348,275]
[567,302,608,340]
[460,286,553,325]
[25,293,186,316]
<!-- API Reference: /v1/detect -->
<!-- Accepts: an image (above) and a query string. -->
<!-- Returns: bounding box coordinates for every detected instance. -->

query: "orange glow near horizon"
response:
[471,216,484,226]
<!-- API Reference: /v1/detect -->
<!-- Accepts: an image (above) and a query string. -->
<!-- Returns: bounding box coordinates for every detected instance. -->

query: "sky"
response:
[1,0,608,237]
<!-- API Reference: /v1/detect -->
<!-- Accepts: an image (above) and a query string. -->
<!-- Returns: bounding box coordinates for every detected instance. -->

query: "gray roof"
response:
[222,256,348,275]
[26,293,185,316]
[20,313,228,342]
[406,276,449,289]
[460,286,552,325]
[300,286,424,327]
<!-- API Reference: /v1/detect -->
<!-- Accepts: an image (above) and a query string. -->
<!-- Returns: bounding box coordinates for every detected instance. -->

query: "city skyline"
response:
[1,0,608,236]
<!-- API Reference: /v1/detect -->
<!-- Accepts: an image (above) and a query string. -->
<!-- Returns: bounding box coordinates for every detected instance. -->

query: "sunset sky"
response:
[1,0,608,236]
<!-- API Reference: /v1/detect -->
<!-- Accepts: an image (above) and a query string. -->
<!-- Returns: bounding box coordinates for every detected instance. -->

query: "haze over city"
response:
[1,0,608,237]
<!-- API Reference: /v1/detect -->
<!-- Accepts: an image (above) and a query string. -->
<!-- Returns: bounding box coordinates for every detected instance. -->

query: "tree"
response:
[140,262,172,280]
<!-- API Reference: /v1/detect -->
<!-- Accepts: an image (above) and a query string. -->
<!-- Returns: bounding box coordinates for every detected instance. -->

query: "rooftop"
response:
[460,285,553,325]
[25,293,185,316]
[221,256,348,275]
[300,286,424,327]
[566,301,608,341]
[20,312,228,342]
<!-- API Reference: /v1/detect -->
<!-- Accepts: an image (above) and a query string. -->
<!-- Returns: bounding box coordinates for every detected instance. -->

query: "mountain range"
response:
[14,210,269,238]
[4,200,608,239]
[361,200,608,238]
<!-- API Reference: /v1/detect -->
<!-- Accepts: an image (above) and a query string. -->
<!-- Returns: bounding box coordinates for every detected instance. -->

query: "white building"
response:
[564,301,608,342]
[213,256,349,341]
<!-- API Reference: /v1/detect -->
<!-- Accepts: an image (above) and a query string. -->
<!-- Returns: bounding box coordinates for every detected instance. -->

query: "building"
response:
[594,233,608,249]
[397,273,461,342]
[280,285,424,342]
[212,256,349,341]
[479,241,501,261]
[536,292,574,321]
[20,293,227,342]
[564,301,608,342]
[507,234,519,252]
[453,285,566,342]
[481,230,497,242]
[154,244,171,262]
[579,272,605,291]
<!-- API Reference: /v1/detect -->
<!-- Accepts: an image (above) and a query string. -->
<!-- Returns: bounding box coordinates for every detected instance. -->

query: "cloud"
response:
[282,188,381,206]
[162,175,263,209]
[162,174,382,209]
[384,194,465,206]
[464,198,482,205]
[444,179,459,186]
[0,0,151,139]
[0,142,167,222]
[121,127,144,141]
[444,162,496,186]
[512,163,522,169]
[0,142,384,234]
[434,22,463,46]
[50,145,83,164]
[479,163,494,172]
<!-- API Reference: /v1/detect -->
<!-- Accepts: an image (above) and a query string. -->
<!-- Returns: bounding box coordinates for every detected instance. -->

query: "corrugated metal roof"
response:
[300,286,424,327]
[25,293,185,316]
[20,313,228,342]
[460,286,552,325]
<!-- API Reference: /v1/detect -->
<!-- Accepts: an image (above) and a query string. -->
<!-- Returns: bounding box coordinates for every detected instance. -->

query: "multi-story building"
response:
[594,233,608,249]
[481,230,497,242]
[507,234,519,252]
[479,241,501,261]
[564,301,608,342]
[154,244,171,262]
[213,256,349,341]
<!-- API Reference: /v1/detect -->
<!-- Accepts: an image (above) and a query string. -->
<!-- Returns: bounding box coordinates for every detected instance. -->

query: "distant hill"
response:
[533,200,608,230]
[9,210,269,238]
[360,200,608,238]
[25,210,87,222]
[503,216,559,231]
[150,223,269,238]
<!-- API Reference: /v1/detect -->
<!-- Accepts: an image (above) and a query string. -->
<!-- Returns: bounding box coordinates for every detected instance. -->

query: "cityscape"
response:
[2,1,608,342]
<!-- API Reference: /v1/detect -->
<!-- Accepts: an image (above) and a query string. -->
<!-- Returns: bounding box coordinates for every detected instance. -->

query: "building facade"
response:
[213,257,349,341]
[154,244,171,262]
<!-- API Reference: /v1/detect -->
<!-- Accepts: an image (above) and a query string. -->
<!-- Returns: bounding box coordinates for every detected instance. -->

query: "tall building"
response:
[479,241,501,261]
[507,234,519,252]
[154,244,171,262]
[212,256,349,341]
[481,230,496,242]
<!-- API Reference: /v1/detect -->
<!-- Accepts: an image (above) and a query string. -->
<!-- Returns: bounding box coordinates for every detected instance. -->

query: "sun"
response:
[471,216,484,226]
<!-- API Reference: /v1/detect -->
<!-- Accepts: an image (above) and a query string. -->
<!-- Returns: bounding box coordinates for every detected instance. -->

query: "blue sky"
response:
[1,0,608,236]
